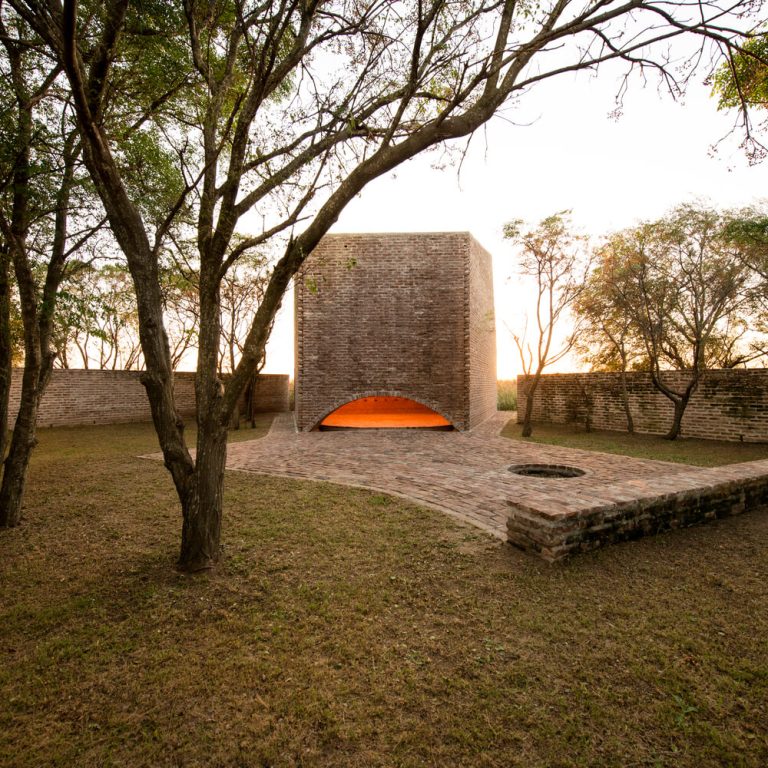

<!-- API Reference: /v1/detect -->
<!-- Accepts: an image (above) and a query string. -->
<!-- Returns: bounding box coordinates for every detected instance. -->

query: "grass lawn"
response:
[501,419,768,467]
[1,420,767,766]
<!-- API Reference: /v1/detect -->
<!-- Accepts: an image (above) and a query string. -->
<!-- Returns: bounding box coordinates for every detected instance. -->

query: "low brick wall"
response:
[7,369,196,428]
[7,369,290,428]
[517,369,768,442]
[247,374,290,413]
[507,459,768,561]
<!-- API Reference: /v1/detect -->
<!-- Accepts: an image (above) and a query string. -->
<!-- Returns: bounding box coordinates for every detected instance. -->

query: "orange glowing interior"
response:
[320,396,452,429]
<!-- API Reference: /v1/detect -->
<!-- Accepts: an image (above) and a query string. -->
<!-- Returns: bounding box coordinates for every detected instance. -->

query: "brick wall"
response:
[467,236,497,428]
[294,232,497,431]
[7,369,197,428]
[517,369,768,442]
[7,369,290,429]
[247,374,290,413]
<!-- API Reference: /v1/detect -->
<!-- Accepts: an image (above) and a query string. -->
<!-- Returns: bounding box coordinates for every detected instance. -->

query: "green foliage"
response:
[119,128,185,226]
[81,2,195,229]
[503,210,572,245]
[496,380,518,411]
[7,287,24,365]
[51,262,142,369]
[574,256,642,374]
[722,207,768,276]
[723,213,768,246]
[712,33,768,110]
[107,1,192,122]
[586,203,754,373]
[503,210,589,375]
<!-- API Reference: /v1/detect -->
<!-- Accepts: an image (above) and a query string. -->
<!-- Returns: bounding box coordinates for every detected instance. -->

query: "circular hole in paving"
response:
[508,463,586,478]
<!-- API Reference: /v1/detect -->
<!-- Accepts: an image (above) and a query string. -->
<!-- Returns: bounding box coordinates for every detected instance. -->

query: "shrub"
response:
[497,380,518,411]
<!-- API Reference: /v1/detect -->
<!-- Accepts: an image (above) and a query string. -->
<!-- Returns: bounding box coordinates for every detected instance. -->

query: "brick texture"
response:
[517,369,768,442]
[294,232,496,431]
[7,369,289,428]
[507,459,768,562]
[468,236,497,428]
[247,374,290,413]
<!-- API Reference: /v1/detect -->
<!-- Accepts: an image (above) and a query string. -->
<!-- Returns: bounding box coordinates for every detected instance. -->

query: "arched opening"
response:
[319,396,453,430]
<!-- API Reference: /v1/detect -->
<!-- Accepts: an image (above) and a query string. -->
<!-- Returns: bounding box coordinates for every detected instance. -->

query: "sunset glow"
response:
[320,396,452,429]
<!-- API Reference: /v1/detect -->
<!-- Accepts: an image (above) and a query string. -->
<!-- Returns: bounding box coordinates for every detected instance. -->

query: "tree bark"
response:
[664,396,689,441]
[521,392,534,437]
[0,119,77,527]
[521,373,542,438]
[178,237,228,569]
[0,245,12,461]
[619,369,634,434]
[0,352,52,526]
[178,419,227,570]
[649,370,698,441]
[583,390,593,433]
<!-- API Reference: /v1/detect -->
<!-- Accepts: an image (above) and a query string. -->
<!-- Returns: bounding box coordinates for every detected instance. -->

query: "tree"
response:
[52,262,143,370]
[574,255,645,433]
[712,28,768,158]
[160,250,270,378]
[504,212,590,437]
[0,237,24,459]
[0,241,13,460]
[0,54,17,463]
[713,31,768,109]
[161,270,199,371]
[52,256,265,375]
[217,253,270,428]
[0,11,105,527]
[218,254,269,377]
[722,207,768,276]
[721,205,768,361]
[7,0,760,569]
[603,204,752,440]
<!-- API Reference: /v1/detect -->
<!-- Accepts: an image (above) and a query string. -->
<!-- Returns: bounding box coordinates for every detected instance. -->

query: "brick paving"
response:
[225,411,757,546]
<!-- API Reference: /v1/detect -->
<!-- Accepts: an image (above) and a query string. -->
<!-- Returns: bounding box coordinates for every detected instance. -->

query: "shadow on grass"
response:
[1,422,767,766]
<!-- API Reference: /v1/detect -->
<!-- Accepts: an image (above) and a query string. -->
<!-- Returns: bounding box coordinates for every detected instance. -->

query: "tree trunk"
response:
[0,246,12,461]
[521,387,535,437]
[0,354,51,527]
[175,229,230,571]
[619,369,634,434]
[579,378,593,433]
[229,395,241,430]
[178,418,228,571]
[648,367,698,442]
[520,370,545,438]
[664,397,689,441]
[0,429,33,527]
[244,378,255,428]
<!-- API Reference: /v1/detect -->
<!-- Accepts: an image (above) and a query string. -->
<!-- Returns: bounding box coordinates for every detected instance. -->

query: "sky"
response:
[261,66,767,380]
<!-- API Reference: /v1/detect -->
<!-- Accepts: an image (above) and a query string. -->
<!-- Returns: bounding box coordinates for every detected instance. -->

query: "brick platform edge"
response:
[507,459,768,561]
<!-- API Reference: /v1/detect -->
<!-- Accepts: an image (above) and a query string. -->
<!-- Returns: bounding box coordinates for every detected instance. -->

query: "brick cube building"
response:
[294,232,496,431]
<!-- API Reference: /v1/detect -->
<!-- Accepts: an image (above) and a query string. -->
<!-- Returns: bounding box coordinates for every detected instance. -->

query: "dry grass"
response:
[1,420,767,767]
[501,419,768,467]
[497,380,518,411]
